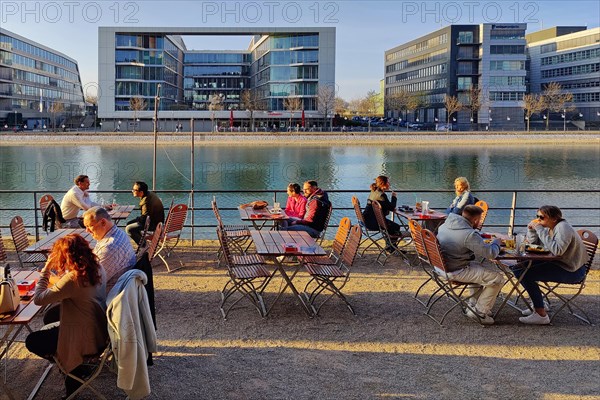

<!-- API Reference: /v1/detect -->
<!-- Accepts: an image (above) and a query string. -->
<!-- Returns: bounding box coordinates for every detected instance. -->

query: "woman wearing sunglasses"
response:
[514,205,588,325]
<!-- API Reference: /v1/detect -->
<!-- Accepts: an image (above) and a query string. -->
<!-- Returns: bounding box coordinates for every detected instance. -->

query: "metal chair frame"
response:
[420,229,484,326]
[217,228,271,319]
[151,203,188,272]
[540,229,597,324]
[372,201,411,266]
[352,196,385,257]
[0,229,7,267]
[9,215,47,270]
[211,199,252,260]
[409,220,444,308]
[302,224,362,315]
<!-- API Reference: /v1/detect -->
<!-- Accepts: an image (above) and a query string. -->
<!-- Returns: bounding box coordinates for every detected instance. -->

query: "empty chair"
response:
[352,196,384,257]
[211,199,251,257]
[217,228,271,319]
[301,217,351,266]
[372,201,411,266]
[149,203,188,272]
[9,216,47,269]
[474,200,489,231]
[539,229,598,324]
[303,224,362,315]
[420,229,483,326]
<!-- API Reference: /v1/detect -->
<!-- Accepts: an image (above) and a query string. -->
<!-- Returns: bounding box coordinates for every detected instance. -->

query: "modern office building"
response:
[98,27,335,131]
[527,26,600,125]
[0,28,85,130]
[384,23,528,130]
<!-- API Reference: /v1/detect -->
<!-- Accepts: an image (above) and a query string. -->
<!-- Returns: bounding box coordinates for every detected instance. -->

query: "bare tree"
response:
[444,95,463,127]
[334,97,349,117]
[407,91,428,123]
[208,93,225,132]
[541,82,574,130]
[317,85,336,131]
[386,88,412,128]
[129,96,147,133]
[240,89,264,131]
[48,102,64,132]
[283,96,303,131]
[522,94,545,132]
[466,86,482,130]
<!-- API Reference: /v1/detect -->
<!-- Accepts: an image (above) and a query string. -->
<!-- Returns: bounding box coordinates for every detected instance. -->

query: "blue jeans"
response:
[512,261,586,309]
[285,224,321,238]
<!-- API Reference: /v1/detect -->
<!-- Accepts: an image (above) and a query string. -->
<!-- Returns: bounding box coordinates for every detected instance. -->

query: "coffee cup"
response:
[421,201,429,214]
[273,202,281,211]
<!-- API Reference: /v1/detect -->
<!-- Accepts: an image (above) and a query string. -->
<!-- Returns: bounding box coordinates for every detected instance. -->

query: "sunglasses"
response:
[536,214,545,220]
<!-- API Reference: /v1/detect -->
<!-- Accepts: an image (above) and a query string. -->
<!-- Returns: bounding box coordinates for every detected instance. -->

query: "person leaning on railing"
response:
[446,177,475,215]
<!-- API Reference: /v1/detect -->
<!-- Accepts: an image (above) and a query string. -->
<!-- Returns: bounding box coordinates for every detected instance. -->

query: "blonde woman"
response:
[446,177,474,214]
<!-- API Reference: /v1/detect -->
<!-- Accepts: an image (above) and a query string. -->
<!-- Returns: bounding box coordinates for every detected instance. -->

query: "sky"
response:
[1,0,599,100]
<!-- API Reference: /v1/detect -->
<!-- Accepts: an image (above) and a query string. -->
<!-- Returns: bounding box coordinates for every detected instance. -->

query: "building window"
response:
[490,45,525,55]
[458,31,474,44]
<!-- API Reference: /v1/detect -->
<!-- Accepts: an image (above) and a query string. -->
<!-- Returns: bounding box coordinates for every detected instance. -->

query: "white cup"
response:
[273,202,281,211]
[421,201,429,214]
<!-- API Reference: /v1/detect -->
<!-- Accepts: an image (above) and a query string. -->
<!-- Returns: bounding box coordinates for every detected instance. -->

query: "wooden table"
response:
[239,206,289,230]
[78,204,134,226]
[1,270,51,400]
[250,230,326,316]
[24,229,96,254]
[493,249,560,318]
[395,209,447,232]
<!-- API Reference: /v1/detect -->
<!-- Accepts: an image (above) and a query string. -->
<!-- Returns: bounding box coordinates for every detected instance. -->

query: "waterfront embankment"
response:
[1,131,599,146]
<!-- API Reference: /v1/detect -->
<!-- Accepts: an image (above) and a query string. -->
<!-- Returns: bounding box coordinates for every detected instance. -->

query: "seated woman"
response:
[26,234,108,398]
[284,182,307,220]
[446,176,474,214]
[514,205,588,325]
[362,176,402,249]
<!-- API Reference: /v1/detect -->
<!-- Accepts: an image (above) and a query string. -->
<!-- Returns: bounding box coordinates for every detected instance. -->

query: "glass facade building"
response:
[0,28,85,130]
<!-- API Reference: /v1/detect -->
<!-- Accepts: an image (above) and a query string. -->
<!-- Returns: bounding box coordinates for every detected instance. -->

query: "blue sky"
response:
[2,0,599,100]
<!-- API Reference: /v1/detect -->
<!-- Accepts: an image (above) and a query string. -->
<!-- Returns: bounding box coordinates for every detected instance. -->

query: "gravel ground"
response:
[2,241,599,400]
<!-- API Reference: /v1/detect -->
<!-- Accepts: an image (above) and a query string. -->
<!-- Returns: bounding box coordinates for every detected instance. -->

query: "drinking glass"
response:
[516,233,526,255]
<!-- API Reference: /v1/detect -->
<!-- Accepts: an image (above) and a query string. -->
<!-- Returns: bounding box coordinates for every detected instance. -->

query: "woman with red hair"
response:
[26,234,108,398]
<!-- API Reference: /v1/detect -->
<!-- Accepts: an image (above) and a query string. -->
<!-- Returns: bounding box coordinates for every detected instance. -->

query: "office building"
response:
[98,27,335,132]
[0,28,85,131]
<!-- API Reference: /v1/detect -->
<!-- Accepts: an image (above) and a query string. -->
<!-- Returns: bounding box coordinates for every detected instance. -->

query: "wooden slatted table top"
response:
[0,270,42,325]
[24,229,96,253]
[250,230,327,256]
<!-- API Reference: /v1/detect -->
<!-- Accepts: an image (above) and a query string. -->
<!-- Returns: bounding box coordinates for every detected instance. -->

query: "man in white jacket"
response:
[436,205,506,325]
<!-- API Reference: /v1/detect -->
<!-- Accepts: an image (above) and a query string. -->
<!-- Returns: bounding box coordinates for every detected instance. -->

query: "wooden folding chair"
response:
[211,199,251,258]
[9,216,47,269]
[135,216,151,256]
[474,200,488,231]
[315,203,333,245]
[372,201,411,266]
[352,196,384,257]
[303,224,362,315]
[217,228,271,319]
[151,204,188,272]
[144,222,163,262]
[0,230,7,267]
[409,220,443,308]
[539,229,598,324]
[301,217,351,266]
[39,194,54,216]
[420,229,483,325]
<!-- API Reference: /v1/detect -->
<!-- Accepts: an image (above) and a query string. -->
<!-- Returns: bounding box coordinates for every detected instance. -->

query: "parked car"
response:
[436,123,453,131]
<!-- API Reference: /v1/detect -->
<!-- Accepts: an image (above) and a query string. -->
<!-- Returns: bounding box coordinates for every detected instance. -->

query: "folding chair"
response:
[52,342,113,400]
[302,224,362,315]
[135,216,151,256]
[150,203,188,272]
[409,220,443,308]
[9,216,47,269]
[372,201,411,266]
[420,229,484,325]
[540,229,598,324]
[39,194,54,216]
[217,228,271,319]
[145,221,163,262]
[352,196,385,257]
[474,200,488,231]
[315,203,333,245]
[301,217,351,266]
[211,199,251,258]
[0,229,7,266]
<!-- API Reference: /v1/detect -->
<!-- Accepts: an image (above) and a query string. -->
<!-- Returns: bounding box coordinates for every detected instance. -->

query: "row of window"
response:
[5,83,82,102]
[185,92,242,103]
[457,31,475,44]
[457,61,478,74]
[269,66,319,81]
[541,63,600,78]
[184,77,247,90]
[489,91,525,101]
[116,50,164,65]
[266,82,318,97]
[386,49,447,73]
[1,51,80,82]
[386,33,449,61]
[572,92,600,102]
[490,29,525,40]
[0,34,77,70]
[557,33,600,52]
[116,34,165,49]
[541,48,600,66]
[489,45,525,55]
[559,80,600,90]
[488,76,526,86]
[387,63,447,83]
[12,69,79,91]
[184,53,250,64]
[457,46,478,59]
[457,77,472,90]
[184,66,247,77]
[387,77,448,93]
[116,81,173,97]
[117,66,165,80]
[252,34,320,56]
[490,60,525,71]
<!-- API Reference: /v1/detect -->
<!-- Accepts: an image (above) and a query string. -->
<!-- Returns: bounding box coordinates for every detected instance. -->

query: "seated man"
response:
[285,180,331,238]
[83,207,136,294]
[125,181,165,245]
[436,205,505,325]
[60,174,100,228]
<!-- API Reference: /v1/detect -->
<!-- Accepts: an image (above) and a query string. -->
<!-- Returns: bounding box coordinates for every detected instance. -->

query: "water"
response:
[1,144,599,236]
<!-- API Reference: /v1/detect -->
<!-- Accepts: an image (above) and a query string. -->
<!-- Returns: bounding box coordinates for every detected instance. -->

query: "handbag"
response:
[240,200,269,210]
[0,266,21,314]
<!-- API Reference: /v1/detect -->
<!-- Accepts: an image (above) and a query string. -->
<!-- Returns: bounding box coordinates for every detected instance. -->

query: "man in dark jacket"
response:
[125,181,165,244]
[285,180,331,238]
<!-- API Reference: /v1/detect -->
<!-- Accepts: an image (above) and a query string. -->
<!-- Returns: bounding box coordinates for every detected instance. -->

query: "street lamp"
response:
[562,109,566,131]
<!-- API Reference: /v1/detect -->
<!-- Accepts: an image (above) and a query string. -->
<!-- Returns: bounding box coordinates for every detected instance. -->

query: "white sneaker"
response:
[519,312,550,325]
[521,300,550,316]
[465,309,495,325]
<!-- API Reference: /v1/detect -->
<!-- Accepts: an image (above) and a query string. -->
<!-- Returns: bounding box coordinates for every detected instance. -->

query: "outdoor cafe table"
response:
[395,208,448,232]
[250,230,326,317]
[239,206,289,230]
[1,270,52,400]
[25,229,96,254]
[493,248,560,318]
[78,204,135,226]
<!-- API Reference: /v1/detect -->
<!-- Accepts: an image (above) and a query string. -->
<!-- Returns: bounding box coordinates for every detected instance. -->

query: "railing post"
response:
[508,191,517,236]
[33,191,40,241]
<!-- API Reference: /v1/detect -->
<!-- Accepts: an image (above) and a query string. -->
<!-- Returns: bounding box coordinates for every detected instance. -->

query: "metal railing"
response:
[1,189,599,241]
